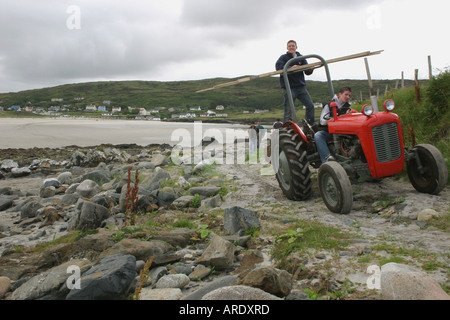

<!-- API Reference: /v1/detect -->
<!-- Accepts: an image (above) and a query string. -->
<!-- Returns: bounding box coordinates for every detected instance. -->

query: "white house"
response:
[86,105,97,111]
[216,105,225,110]
[179,113,196,118]
[139,108,151,116]
[112,107,121,113]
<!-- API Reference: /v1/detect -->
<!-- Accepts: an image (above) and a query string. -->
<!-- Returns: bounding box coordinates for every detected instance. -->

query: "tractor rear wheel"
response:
[318,161,353,214]
[274,128,312,201]
[407,144,448,195]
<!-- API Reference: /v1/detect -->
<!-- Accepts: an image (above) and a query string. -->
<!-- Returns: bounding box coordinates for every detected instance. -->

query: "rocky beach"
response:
[0,139,449,301]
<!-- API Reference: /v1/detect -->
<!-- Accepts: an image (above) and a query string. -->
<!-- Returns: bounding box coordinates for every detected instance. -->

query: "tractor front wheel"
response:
[318,161,353,214]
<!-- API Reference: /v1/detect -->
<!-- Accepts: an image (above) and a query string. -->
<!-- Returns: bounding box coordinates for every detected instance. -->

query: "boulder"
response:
[202,285,282,300]
[223,206,260,236]
[10,167,31,178]
[82,170,112,186]
[239,266,292,297]
[189,186,220,197]
[71,199,110,231]
[76,179,101,198]
[171,195,194,208]
[417,208,439,222]
[197,234,236,270]
[381,263,450,300]
[98,238,172,261]
[139,288,182,300]
[0,276,11,299]
[57,172,73,185]
[0,159,19,172]
[155,274,190,289]
[0,196,14,212]
[20,200,44,220]
[10,259,92,300]
[66,254,136,300]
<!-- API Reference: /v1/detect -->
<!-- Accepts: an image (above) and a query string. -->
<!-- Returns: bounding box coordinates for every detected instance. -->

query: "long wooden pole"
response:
[196,50,383,93]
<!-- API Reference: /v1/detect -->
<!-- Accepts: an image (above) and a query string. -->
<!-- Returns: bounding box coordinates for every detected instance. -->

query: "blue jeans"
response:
[283,86,315,124]
[315,130,332,163]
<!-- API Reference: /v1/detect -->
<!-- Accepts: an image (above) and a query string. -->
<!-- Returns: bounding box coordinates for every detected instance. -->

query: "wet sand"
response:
[0,118,246,149]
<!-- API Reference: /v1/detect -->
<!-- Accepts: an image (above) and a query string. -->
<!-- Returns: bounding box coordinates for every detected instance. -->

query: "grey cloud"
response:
[0,0,384,92]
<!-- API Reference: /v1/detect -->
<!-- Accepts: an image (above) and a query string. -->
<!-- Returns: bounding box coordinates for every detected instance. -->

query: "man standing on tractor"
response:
[275,40,315,125]
[315,86,353,163]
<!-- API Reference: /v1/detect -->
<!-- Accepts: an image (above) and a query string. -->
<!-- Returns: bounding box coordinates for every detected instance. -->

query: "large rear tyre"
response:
[406,144,448,195]
[318,161,353,214]
[274,128,312,201]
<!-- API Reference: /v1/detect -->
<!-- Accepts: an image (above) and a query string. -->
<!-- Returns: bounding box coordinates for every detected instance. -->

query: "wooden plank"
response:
[196,50,383,93]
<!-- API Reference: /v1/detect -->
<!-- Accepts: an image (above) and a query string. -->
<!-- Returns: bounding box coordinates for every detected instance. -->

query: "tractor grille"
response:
[372,122,402,163]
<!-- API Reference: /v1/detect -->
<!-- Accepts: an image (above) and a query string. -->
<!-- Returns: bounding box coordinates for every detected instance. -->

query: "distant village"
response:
[0,96,312,121]
[0,96,324,121]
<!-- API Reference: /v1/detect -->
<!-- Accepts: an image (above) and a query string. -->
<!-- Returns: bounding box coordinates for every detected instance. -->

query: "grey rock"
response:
[137,162,155,170]
[239,266,292,297]
[182,275,238,300]
[20,200,44,220]
[0,197,14,212]
[57,172,73,185]
[11,167,31,178]
[76,179,101,198]
[202,285,282,300]
[1,159,19,172]
[155,274,190,289]
[223,206,260,236]
[60,193,80,206]
[150,154,169,167]
[148,266,168,283]
[197,233,236,270]
[157,191,178,207]
[140,288,182,300]
[10,259,92,300]
[200,194,222,208]
[42,178,60,189]
[189,186,220,197]
[40,186,56,198]
[71,151,86,166]
[66,254,136,300]
[285,289,311,300]
[98,238,172,261]
[82,170,112,186]
[381,263,450,300]
[71,199,110,231]
[141,167,170,188]
[172,195,195,208]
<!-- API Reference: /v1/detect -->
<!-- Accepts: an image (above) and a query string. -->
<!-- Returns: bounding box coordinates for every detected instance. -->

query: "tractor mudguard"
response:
[282,120,309,145]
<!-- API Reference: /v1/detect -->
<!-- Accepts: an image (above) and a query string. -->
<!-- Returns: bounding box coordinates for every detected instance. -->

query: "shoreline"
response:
[0,117,249,149]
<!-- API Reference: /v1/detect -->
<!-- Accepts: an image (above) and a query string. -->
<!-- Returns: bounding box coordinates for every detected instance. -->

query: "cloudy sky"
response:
[0,0,448,93]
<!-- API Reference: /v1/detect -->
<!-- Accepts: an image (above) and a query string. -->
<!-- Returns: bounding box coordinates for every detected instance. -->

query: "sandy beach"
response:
[0,118,246,149]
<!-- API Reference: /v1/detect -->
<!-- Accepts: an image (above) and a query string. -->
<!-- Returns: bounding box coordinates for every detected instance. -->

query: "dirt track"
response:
[216,160,450,287]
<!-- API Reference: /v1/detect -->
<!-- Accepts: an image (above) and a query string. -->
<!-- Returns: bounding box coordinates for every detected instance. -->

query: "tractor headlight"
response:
[383,99,395,112]
[362,104,374,117]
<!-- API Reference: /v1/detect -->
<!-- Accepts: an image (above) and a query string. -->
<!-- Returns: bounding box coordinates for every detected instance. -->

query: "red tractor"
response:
[272,54,448,214]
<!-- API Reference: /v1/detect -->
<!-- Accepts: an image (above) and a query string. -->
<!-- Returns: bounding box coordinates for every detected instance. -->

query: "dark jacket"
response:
[275,51,313,89]
[317,96,351,133]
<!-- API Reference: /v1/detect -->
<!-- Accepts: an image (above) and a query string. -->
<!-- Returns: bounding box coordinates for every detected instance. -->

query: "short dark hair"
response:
[287,40,297,46]
[339,86,352,94]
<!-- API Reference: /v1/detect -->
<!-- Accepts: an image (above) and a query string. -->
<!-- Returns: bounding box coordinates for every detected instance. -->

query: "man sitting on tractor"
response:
[315,86,353,163]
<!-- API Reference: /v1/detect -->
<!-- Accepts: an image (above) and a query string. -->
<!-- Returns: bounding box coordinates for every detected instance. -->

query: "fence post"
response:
[428,55,433,79]
[414,69,421,103]
[364,58,378,111]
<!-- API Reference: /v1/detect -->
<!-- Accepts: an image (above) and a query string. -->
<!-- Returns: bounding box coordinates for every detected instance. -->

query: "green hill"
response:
[0,77,416,117]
